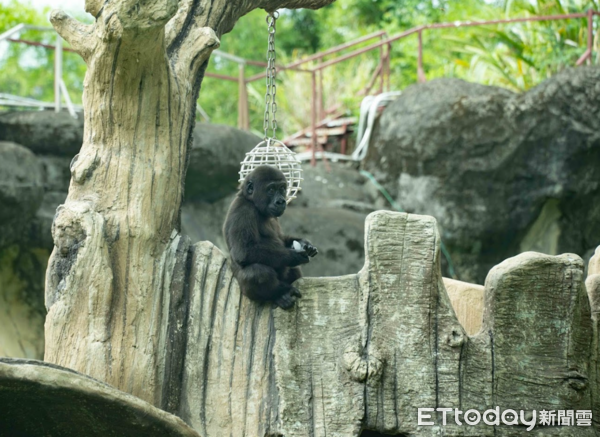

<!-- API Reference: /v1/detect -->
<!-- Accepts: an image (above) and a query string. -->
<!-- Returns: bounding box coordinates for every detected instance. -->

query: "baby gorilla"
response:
[223,166,318,309]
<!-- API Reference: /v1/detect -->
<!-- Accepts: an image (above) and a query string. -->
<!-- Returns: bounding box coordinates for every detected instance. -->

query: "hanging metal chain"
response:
[263,11,279,140]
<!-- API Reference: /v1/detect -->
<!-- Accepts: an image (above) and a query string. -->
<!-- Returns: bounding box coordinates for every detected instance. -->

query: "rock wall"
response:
[0,142,49,359]
[0,246,46,359]
[364,66,600,284]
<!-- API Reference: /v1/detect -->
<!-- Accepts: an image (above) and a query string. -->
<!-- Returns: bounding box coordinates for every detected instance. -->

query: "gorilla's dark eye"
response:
[268,188,275,195]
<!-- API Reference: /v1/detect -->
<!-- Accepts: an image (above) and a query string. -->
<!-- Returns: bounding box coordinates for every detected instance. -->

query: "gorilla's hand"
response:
[275,287,302,310]
[298,239,318,257]
[289,250,310,266]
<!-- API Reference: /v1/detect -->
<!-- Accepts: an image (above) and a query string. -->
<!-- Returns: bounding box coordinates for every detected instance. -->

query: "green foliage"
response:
[198,9,267,131]
[0,0,46,27]
[0,0,86,105]
[278,9,323,53]
[1,0,54,102]
[443,0,599,90]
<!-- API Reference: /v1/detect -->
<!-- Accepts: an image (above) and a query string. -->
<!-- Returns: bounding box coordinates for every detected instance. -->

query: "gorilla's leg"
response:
[277,267,302,308]
[283,266,302,284]
[237,264,300,309]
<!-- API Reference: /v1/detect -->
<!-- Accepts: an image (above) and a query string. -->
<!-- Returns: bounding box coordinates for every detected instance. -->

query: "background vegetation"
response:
[1,0,598,136]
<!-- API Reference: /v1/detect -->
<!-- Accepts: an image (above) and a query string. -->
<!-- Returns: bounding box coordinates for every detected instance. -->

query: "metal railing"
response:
[0,23,231,119]
[206,9,597,164]
[205,30,390,134]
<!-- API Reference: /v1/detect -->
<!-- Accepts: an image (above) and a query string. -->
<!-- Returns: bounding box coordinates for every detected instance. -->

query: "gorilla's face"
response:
[244,166,288,218]
[265,181,287,217]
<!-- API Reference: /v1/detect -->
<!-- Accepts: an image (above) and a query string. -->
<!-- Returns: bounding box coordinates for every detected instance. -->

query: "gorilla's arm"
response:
[231,235,309,268]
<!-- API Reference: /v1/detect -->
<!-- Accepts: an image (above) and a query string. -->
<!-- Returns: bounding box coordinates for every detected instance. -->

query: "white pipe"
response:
[296,150,355,162]
[60,79,77,118]
[196,103,210,122]
[213,50,246,65]
[355,95,375,145]
[0,24,54,43]
[352,92,401,161]
[0,24,25,42]
[23,25,54,32]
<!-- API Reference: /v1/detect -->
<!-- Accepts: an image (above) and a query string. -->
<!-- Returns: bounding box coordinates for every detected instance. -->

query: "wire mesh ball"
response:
[239,138,303,203]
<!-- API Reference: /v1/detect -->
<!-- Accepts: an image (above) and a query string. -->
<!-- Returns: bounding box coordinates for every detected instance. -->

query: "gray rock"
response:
[0,142,44,248]
[284,206,367,277]
[32,191,68,250]
[0,143,50,362]
[35,156,71,249]
[364,66,600,283]
[0,247,47,360]
[0,358,200,437]
[39,155,72,192]
[0,115,258,205]
[290,161,376,209]
[0,111,84,156]
[185,123,262,202]
[181,195,232,251]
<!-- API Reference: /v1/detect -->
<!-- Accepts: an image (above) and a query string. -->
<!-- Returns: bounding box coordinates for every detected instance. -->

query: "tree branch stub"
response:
[49,10,94,61]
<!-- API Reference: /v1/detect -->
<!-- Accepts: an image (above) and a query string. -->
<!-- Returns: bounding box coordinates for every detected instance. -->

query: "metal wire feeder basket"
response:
[238,138,303,203]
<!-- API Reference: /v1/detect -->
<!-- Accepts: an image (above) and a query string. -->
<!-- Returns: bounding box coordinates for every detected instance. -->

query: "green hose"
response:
[359,169,457,279]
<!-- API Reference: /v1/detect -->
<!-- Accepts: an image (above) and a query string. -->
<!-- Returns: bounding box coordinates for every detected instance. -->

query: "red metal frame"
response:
[576,9,595,66]
[8,38,76,52]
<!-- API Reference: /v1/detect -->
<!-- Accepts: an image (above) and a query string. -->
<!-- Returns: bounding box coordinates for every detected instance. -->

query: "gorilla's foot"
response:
[275,287,302,310]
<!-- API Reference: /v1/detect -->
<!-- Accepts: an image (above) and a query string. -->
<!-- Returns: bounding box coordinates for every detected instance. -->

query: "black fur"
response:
[223,166,318,309]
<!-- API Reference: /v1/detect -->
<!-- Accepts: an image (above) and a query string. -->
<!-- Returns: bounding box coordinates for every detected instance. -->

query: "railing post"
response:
[54,34,62,113]
[341,122,348,155]
[59,79,77,119]
[311,71,317,167]
[379,38,385,93]
[317,69,324,121]
[417,29,426,83]
[387,42,392,91]
[587,8,594,66]
[238,64,249,130]
[576,9,595,66]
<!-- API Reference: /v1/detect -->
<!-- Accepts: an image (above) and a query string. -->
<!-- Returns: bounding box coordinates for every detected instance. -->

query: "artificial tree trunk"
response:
[44,0,333,408]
